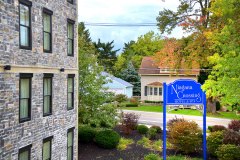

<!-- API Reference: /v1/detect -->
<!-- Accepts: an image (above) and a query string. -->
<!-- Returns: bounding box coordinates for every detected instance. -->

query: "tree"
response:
[78,22,118,128]
[94,39,120,74]
[119,62,141,96]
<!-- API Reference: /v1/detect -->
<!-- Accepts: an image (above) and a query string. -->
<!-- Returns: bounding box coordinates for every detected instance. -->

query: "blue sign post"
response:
[163,79,207,160]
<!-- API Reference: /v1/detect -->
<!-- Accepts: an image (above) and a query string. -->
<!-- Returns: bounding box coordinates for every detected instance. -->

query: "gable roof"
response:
[138,56,199,75]
[101,72,133,87]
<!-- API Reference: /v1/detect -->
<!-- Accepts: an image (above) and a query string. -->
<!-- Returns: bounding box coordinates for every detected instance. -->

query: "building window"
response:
[19,144,32,160]
[67,19,75,56]
[67,128,74,160]
[154,87,158,95]
[19,73,33,123]
[144,86,148,96]
[43,8,53,53]
[43,74,53,116]
[150,87,153,95]
[67,0,73,4]
[19,0,32,49]
[67,75,74,110]
[43,136,53,160]
[159,87,162,96]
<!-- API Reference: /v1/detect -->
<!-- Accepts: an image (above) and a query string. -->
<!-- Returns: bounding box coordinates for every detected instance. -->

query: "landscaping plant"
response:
[228,120,240,132]
[211,125,227,132]
[95,130,120,149]
[167,117,186,128]
[144,153,161,160]
[114,94,128,103]
[216,144,240,160]
[223,129,240,146]
[137,125,149,134]
[168,120,202,153]
[150,126,162,133]
[121,112,139,134]
[78,125,96,143]
[117,137,134,150]
[207,131,224,156]
[147,128,157,140]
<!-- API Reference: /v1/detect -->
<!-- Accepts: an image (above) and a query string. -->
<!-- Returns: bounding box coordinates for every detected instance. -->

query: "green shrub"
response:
[207,131,224,156]
[216,144,240,160]
[228,120,240,132]
[95,130,120,149]
[137,125,149,134]
[78,126,96,143]
[147,128,157,139]
[115,94,128,103]
[223,129,240,146]
[211,125,227,132]
[168,120,202,153]
[150,126,162,133]
[144,153,161,160]
[208,126,213,132]
[125,103,138,107]
[137,136,151,149]
[117,137,134,150]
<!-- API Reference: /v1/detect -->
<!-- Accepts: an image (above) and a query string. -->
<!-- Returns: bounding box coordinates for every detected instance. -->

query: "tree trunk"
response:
[207,97,216,113]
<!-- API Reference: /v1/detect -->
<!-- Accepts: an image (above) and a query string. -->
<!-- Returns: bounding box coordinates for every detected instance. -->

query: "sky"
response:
[78,0,188,52]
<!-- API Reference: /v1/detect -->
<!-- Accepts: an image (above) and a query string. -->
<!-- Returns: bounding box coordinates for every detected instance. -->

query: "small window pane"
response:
[67,93,72,108]
[19,150,29,160]
[159,87,162,96]
[44,78,51,95]
[68,40,73,55]
[67,131,73,147]
[43,141,51,160]
[20,99,29,119]
[68,78,73,91]
[44,33,51,51]
[150,87,153,95]
[21,79,30,98]
[68,23,73,39]
[154,87,158,95]
[44,96,50,113]
[20,26,29,47]
[20,4,30,26]
[43,14,51,32]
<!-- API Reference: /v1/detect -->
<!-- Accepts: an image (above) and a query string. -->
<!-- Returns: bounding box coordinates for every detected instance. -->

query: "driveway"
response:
[122,110,231,129]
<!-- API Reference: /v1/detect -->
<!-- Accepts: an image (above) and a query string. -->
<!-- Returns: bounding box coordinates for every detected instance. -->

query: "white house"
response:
[102,72,133,98]
[138,57,199,102]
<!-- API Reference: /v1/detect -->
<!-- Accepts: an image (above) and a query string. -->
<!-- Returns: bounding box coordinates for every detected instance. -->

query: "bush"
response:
[167,117,186,128]
[78,126,96,143]
[125,103,138,107]
[207,131,224,156]
[121,112,139,134]
[216,144,240,160]
[223,129,240,146]
[228,120,240,132]
[168,120,202,153]
[137,125,149,134]
[144,100,162,104]
[150,126,162,133]
[147,128,157,139]
[95,130,120,149]
[211,125,227,132]
[130,97,138,104]
[144,153,161,160]
[208,126,213,132]
[115,94,128,103]
[117,137,134,150]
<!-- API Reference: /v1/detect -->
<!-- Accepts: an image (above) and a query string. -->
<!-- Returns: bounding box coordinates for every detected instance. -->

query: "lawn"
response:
[122,105,240,119]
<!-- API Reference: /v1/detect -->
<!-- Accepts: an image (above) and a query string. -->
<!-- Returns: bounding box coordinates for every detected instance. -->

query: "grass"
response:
[117,137,134,150]
[123,105,240,119]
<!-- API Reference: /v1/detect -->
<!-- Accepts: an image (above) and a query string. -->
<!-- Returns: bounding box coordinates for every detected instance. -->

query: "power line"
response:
[84,22,158,27]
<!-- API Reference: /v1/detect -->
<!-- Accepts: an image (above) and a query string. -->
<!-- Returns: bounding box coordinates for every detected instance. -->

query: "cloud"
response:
[78,0,185,52]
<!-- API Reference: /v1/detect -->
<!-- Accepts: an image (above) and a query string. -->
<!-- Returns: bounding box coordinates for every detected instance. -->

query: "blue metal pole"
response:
[163,83,167,160]
[203,92,207,160]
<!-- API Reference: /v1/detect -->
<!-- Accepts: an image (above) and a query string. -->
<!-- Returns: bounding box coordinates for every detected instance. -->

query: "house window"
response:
[67,74,74,110]
[19,144,32,160]
[150,87,153,95]
[144,86,148,96]
[43,74,53,116]
[159,87,162,96]
[67,0,73,4]
[154,87,158,95]
[43,136,53,160]
[43,8,53,53]
[67,128,74,160]
[67,19,74,56]
[19,0,32,49]
[19,73,33,123]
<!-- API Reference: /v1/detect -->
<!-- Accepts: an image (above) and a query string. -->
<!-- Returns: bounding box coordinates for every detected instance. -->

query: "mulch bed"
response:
[78,125,216,160]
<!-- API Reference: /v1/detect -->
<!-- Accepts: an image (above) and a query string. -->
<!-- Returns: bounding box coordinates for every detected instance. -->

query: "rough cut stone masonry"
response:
[0,0,78,159]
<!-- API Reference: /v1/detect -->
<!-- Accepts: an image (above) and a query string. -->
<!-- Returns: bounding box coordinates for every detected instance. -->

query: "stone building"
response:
[0,0,78,159]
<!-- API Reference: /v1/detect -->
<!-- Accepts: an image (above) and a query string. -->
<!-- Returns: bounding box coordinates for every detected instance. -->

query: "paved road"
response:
[122,110,231,129]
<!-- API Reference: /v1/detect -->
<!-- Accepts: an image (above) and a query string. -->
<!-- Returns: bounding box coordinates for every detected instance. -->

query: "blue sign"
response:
[166,79,203,105]
[162,79,207,160]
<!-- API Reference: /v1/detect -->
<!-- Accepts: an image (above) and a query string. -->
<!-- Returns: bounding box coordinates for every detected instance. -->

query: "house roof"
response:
[147,82,163,86]
[101,72,133,87]
[138,56,199,75]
